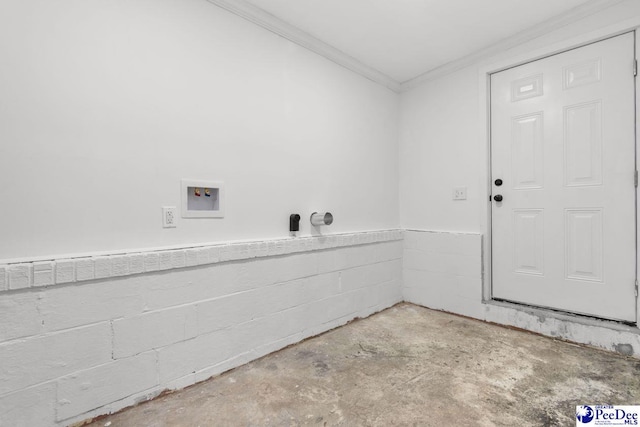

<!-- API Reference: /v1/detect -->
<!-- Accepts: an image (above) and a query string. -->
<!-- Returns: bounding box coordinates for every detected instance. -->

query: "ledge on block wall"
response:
[0,230,403,293]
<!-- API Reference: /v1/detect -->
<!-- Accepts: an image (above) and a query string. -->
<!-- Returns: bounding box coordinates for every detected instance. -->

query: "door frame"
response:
[478,21,640,325]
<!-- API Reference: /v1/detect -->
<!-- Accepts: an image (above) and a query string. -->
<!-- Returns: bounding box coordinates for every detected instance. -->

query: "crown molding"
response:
[400,0,626,91]
[206,0,626,94]
[205,0,401,92]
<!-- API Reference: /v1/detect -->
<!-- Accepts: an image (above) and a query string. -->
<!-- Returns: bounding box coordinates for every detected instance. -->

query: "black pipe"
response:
[289,214,301,232]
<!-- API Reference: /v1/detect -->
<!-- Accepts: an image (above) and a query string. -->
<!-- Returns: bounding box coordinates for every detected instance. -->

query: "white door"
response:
[491,33,637,322]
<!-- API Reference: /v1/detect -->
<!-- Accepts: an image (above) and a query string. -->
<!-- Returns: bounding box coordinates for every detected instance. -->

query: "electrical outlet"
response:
[453,187,467,200]
[162,206,177,228]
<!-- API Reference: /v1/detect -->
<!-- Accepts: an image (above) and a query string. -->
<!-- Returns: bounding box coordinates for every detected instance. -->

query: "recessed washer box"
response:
[181,179,224,218]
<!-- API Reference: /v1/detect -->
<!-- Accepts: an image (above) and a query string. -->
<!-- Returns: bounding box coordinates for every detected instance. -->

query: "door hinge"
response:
[634,59,638,77]
[635,279,638,297]
[635,170,638,187]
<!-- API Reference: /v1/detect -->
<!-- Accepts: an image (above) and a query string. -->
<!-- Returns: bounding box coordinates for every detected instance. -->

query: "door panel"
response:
[491,33,636,322]
[564,101,602,186]
[513,209,544,275]
[512,113,544,189]
[565,209,603,282]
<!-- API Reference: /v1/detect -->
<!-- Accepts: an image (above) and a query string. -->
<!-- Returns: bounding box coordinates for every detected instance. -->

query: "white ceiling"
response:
[209,0,623,89]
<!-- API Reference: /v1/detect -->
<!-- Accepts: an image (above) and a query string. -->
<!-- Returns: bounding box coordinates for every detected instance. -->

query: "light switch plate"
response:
[453,187,467,200]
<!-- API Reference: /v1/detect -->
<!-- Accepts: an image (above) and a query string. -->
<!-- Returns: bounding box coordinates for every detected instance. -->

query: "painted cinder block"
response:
[276,253,319,283]
[294,238,306,254]
[229,253,319,297]
[158,251,173,271]
[255,242,268,258]
[372,279,403,308]
[156,338,199,384]
[232,258,275,291]
[141,263,238,311]
[406,230,480,257]
[75,258,95,281]
[266,241,277,257]
[196,273,341,337]
[207,245,220,263]
[340,265,368,292]
[157,328,234,384]
[192,330,304,384]
[8,264,31,290]
[111,255,129,277]
[57,386,164,427]
[0,292,42,342]
[143,252,160,272]
[94,257,112,279]
[219,244,232,261]
[196,247,209,265]
[170,250,186,269]
[164,373,196,393]
[56,352,158,422]
[32,261,54,287]
[197,293,252,336]
[186,248,199,267]
[113,304,198,358]
[247,242,259,259]
[0,230,407,426]
[222,318,287,363]
[0,322,112,395]
[371,241,403,264]
[291,273,341,306]
[339,260,400,294]
[316,249,337,274]
[39,278,145,332]
[234,243,249,260]
[362,259,402,287]
[334,246,368,270]
[301,237,313,252]
[403,248,425,271]
[0,381,56,427]
[325,289,360,321]
[55,259,75,284]
[0,265,7,291]
[128,253,145,275]
[409,249,480,278]
[403,267,433,289]
[452,233,482,256]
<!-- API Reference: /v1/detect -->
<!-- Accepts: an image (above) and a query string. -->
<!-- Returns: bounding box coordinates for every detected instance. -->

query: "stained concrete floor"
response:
[85,303,640,427]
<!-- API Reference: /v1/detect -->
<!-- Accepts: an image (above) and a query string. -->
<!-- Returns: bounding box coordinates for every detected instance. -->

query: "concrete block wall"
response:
[402,229,640,358]
[0,231,403,427]
[403,230,483,318]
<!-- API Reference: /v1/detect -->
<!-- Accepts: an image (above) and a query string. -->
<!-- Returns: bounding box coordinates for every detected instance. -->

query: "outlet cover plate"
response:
[162,206,177,228]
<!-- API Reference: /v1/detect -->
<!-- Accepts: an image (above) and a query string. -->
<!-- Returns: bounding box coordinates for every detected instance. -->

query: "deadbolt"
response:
[493,194,503,202]
[494,179,503,186]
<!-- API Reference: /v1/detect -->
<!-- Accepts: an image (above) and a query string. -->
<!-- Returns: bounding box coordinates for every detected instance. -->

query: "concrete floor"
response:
[85,303,640,427]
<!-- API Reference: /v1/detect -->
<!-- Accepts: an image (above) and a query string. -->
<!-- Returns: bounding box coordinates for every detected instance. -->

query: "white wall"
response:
[399,0,640,350]
[0,1,403,425]
[399,0,640,232]
[0,0,399,262]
